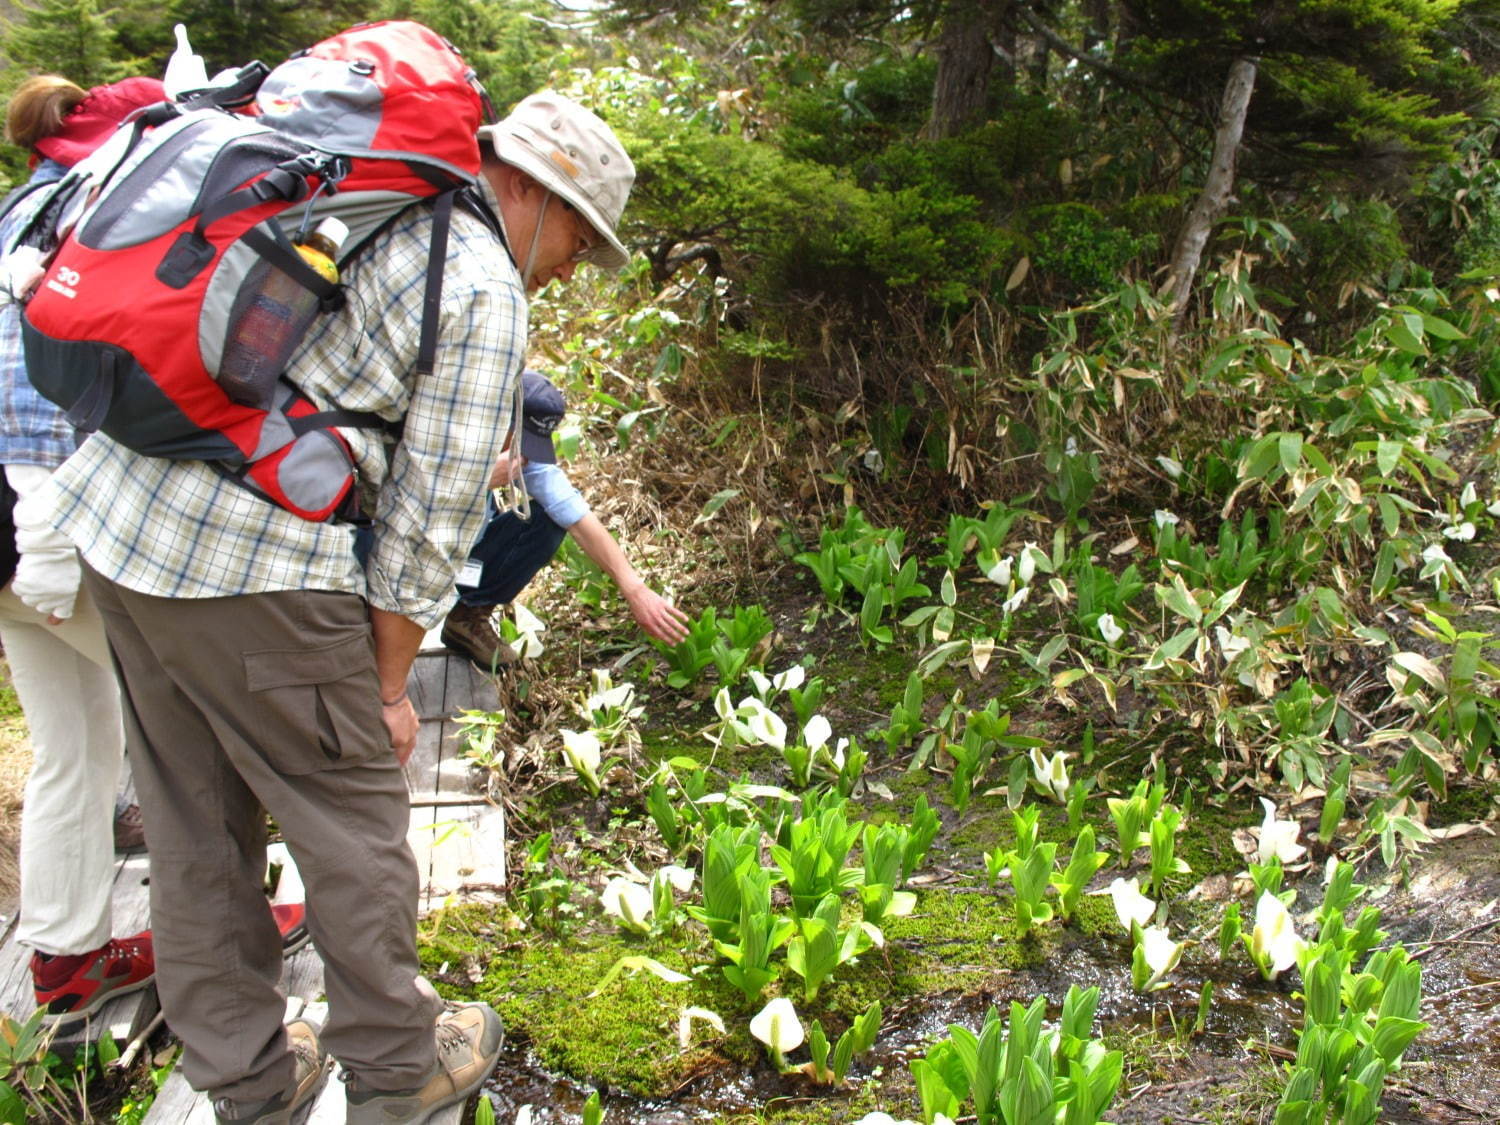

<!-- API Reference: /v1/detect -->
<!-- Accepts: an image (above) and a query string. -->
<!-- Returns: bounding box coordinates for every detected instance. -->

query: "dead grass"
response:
[0,656,30,916]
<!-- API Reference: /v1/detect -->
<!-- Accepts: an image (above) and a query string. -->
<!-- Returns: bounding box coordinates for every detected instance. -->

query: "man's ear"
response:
[481,160,535,206]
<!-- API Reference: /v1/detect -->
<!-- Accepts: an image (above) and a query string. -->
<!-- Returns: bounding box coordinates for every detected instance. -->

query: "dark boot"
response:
[440,603,518,670]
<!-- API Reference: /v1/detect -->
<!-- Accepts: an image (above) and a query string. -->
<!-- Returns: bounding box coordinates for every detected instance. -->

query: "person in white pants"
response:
[0,74,166,1024]
[0,474,130,965]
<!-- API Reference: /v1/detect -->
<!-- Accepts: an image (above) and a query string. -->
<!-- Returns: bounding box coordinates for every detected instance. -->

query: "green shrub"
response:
[1286,198,1408,314]
[1025,203,1157,295]
[777,54,936,167]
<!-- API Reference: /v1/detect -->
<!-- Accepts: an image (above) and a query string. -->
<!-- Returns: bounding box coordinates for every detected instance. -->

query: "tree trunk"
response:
[924,0,1004,139]
[1160,55,1258,320]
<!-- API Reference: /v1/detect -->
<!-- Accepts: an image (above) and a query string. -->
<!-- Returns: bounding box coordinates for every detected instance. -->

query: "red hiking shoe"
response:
[273,902,311,955]
[31,933,154,1026]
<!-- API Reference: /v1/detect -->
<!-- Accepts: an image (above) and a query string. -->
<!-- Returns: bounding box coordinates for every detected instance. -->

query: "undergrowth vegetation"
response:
[440,15,1500,1117]
[454,180,1500,1123]
[2,0,1498,1121]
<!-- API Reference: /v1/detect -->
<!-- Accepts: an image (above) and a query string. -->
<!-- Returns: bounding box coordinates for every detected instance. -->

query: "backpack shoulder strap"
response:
[415,187,509,377]
[0,179,48,231]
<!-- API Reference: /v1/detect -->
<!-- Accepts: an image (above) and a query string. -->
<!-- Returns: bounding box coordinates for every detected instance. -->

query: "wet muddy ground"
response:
[471,830,1498,1124]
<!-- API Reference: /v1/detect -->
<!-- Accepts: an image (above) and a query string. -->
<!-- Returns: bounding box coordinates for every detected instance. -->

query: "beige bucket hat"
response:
[479,93,635,269]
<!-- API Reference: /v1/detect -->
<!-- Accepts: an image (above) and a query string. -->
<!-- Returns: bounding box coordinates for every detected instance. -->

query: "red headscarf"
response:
[34,76,167,167]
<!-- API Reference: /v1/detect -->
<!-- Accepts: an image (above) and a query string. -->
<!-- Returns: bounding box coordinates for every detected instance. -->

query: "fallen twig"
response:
[1409,915,1500,961]
[113,1009,167,1072]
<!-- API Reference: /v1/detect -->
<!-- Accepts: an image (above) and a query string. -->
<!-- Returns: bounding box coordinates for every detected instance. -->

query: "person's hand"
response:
[624,584,691,645]
[11,544,78,624]
[10,475,80,624]
[488,450,525,490]
[382,693,419,765]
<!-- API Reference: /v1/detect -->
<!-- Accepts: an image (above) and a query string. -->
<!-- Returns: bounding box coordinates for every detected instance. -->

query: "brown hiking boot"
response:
[113,803,146,853]
[343,1002,504,1124]
[440,603,518,670]
[212,1018,332,1124]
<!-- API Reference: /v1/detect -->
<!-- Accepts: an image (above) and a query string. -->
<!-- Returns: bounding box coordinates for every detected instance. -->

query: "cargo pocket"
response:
[244,631,386,774]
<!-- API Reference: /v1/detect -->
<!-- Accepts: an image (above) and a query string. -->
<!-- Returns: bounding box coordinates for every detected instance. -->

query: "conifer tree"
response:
[2,0,142,88]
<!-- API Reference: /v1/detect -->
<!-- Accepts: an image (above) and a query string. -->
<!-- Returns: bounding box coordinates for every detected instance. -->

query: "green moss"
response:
[1171,798,1259,880]
[1068,893,1120,940]
[421,907,742,1097]
[883,886,1051,994]
[947,801,1014,857]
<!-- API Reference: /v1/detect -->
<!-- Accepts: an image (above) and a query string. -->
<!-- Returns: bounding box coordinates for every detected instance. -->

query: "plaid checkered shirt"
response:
[45,180,526,631]
[0,160,81,469]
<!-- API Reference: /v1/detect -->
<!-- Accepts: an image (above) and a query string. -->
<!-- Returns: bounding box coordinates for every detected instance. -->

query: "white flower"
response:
[803,714,832,751]
[1017,542,1042,584]
[1442,521,1476,541]
[586,681,636,713]
[749,997,805,1054]
[1488,500,1500,517]
[658,865,696,894]
[828,737,849,770]
[511,603,547,658]
[560,729,601,773]
[1065,436,1080,456]
[1157,456,1184,479]
[1109,877,1156,931]
[852,1115,920,1125]
[1422,542,1452,565]
[1251,890,1304,976]
[1460,482,1477,507]
[746,669,772,698]
[773,665,806,692]
[984,554,1014,587]
[1097,613,1125,644]
[1154,509,1180,529]
[1029,746,1069,801]
[599,878,652,932]
[738,698,787,750]
[1002,585,1030,614]
[714,687,735,722]
[1255,798,1307,865]
[1137,924,1184,989]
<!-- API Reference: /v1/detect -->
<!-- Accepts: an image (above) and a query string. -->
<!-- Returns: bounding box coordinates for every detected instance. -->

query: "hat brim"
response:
[519,428,557,464]
[480,125,630,270]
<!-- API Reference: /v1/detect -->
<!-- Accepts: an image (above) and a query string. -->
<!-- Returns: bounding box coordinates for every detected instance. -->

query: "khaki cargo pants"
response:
[84,568,441,1106]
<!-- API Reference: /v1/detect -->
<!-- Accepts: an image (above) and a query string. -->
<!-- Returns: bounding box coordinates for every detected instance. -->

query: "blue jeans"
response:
[457,496,568,607]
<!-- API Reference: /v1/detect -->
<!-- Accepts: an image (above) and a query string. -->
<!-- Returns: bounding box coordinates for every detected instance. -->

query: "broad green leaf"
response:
[1278,432,1304,474]
[1420,311,1466,340]
[1387,316,1425,354]
[941,568,957,606]
[1372,1016,1426,1063]
[1158,576,1202,624]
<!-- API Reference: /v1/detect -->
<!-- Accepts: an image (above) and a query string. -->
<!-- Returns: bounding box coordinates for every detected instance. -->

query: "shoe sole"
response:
[281,928,312,956]
[41,974,153,1028]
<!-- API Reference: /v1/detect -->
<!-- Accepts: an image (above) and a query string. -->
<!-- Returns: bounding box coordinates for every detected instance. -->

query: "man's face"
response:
[516,188,599,292]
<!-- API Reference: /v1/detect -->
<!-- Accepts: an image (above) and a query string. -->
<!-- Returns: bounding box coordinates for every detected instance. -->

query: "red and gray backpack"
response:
[19,20,505,522]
